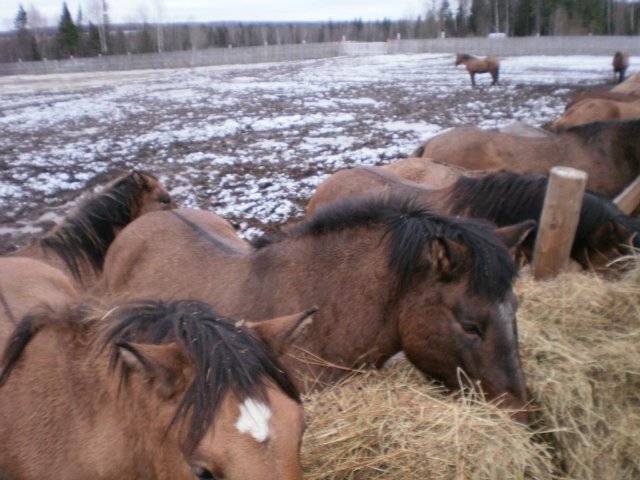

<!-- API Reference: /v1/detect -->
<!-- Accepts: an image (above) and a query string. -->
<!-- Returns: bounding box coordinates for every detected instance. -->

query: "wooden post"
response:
[614,175,640,215]
[532,167,588,280]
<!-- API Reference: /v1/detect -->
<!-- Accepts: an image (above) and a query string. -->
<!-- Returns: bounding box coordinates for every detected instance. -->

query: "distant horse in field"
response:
[307,166,639,272]
[100,200,534,421]
[0,257,78,350]
[12,170,175,288]
[0,299,313,479]
[415,119,640,198]
[455,53,500,87]
[550,98,640,131]
[613,51,630,83]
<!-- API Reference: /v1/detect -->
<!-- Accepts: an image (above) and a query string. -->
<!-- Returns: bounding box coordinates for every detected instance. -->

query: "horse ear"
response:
[117,342,187,399]
[495,220,536,250]
[246,307,318,355]
[131,170,149,188]
[429,238,466,280]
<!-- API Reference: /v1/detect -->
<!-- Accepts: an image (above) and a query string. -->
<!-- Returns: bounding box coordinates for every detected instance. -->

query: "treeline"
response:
[2,0,639,63]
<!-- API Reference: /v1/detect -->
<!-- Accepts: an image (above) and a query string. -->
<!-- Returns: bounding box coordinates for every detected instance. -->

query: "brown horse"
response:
[455,53,500,87]
[0,299,312,479]
[613,51,630,83]
[12,170,175,288]
[307,165,639,272]
[0,257,78,350]
[416,119,640,198]
[564,90,640,110]
[612,71,640,96]
[550,98,640,131]
[100,200,534,421]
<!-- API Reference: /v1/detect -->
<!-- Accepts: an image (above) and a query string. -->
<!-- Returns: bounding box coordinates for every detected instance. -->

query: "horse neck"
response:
[0,327,146,476]
[244,229,404,379]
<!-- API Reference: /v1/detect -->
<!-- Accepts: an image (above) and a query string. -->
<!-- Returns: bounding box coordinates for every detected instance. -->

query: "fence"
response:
[0,36,638,76]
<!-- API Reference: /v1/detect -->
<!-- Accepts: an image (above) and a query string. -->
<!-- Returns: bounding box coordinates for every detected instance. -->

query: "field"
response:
[1,53,639,478]
[0,53,617,252]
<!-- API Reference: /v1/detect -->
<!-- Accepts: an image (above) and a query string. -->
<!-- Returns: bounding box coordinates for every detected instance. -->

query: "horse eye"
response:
[192,466,217,479]
[158,194,172,204]
[461,323,482,337]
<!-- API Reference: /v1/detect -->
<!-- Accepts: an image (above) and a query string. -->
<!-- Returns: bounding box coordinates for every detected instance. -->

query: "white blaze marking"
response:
[235,398,272,443]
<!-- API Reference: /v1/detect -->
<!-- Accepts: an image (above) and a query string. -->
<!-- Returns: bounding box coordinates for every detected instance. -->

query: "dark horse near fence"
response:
[0,299,311,479]
[100,198,534,421]
[455,53,500,87]
[307,166,639,272]
[416,119,640,198]
[12,171,175,288]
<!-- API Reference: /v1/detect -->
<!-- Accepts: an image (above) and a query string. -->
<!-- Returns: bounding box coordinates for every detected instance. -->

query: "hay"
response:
[302,265,640,479]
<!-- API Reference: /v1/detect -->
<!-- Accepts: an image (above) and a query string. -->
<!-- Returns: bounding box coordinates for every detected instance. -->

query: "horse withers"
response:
[0,300,314,480]
[613,51,630,84]
[101,200,534,422]
[455,53,500,87]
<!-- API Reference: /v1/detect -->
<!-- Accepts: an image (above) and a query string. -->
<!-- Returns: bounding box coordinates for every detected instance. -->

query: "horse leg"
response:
[492,68,499,86]
[470,72,476,87]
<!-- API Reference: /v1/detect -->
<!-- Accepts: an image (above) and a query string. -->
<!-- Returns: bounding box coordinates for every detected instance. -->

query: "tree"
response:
[439,0,456,35]
[14,5,40,61]
[57,3,79,57]
[470,0,491,34]
[456,0,470,36]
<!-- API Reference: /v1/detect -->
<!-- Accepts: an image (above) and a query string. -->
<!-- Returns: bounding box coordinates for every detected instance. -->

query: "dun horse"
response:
[12,170,175,288]
[455,53,500,87]
[550,98,640,131]
[0,300,312,479]
[101,198,534,421]
[613,71,640,96]
[415,119,640,198]
[307,166,639,272]
[613,51,630,83]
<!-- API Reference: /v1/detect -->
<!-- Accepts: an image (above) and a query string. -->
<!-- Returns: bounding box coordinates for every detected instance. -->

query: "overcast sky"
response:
[1,0,428,30]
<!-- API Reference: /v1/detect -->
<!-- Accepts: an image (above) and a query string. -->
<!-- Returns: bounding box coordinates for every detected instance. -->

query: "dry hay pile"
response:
[301,264,640,479]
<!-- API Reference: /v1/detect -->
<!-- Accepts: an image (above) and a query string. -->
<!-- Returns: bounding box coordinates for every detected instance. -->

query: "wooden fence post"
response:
[532,166,588,280]
[614,175,640,215]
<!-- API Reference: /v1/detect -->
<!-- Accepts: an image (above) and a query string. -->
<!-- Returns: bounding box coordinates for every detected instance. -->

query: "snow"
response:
[0,53,618,248]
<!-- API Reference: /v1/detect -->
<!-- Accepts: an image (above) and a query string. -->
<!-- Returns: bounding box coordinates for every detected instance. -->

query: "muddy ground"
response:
[0,53,617,252]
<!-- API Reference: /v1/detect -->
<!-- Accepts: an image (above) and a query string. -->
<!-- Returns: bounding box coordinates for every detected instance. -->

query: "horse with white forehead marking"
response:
[0,300,314,480]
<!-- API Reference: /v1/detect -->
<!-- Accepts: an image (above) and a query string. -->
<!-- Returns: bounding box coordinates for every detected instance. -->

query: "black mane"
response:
[448,171,640,254]
[566,118,640,143]
[261,194,517,302]
[0,300,299,454]
[40,171,158,281]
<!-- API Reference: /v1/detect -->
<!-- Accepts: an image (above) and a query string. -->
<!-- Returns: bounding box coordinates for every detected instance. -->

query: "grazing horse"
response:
[416,119,640,198]
[13,170,175,288]
[550,98,640,131]
[100,199,534,421]
[455,53,500,87]
[613,51,630,84]
[613,71,640,96]
[0,300,312,479]
[307,166,639,272]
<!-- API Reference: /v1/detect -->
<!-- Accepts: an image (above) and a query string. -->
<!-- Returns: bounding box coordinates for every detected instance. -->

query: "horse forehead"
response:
[235,398,272,443]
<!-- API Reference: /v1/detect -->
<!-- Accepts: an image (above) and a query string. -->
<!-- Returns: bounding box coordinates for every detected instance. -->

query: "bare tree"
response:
[153,0,164,52]
[85,0,108,53]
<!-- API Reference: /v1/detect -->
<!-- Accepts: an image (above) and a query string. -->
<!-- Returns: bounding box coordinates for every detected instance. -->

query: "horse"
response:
[306,166,639,272]
[455,53,500,87]
[99,199,534,422]
[12,170,175,288]
[550,98,640,131]
[564,90,640,111]
[0,257,78,350]
[0,299,313,479]
[613,51,630,84]
[612,71,640,96]
[415,119,640,198]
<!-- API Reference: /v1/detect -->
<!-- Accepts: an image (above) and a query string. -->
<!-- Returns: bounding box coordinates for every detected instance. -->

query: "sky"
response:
[1,0,428,30]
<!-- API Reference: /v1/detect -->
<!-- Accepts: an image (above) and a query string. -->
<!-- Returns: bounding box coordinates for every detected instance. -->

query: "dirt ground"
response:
[0,53,617,252]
